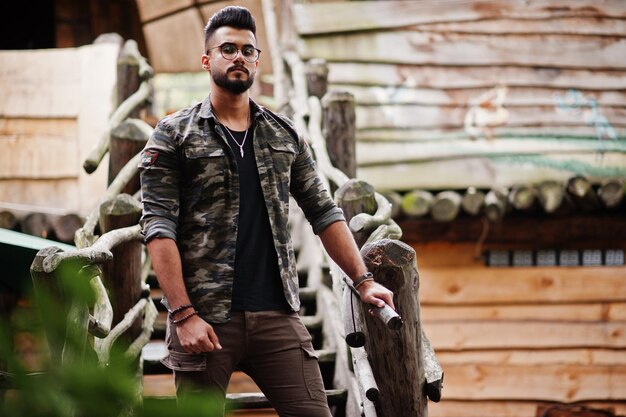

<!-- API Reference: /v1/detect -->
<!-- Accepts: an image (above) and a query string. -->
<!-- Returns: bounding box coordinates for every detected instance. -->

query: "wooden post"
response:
[51,214,83,244]
[117,40,142,118]
[537,180,569,214]
[431,191,462,222]
[321,91,357,178]
[361,239,426,417]
[566,175,600,212]
[597,177,625,208]
[108,119,150,193]
[30,246,89,366]
[305,58,329,99]
[509,184,537,211]
[98,193,143,348]
[484,187,509,222]
[401,190,433,218]
[0,210,18,230]
[21,213,51,239]
[461,187,484,216]
[335,179,377,247]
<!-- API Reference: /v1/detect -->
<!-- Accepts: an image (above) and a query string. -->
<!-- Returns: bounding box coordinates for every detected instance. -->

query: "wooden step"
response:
[144,386,347,411]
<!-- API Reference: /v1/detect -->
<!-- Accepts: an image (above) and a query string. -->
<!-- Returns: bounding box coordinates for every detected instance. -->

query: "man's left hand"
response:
[356,280,395,310]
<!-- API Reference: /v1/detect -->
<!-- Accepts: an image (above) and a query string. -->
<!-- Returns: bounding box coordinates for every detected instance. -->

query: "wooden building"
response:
[2,1,625,416]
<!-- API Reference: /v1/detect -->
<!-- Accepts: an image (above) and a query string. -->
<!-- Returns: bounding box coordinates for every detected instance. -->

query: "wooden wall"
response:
[413,241,626,417]
[0,42,119,216]
[292,0,626,191]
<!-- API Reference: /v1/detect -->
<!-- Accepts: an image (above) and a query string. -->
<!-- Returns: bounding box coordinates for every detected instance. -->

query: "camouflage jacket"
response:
[139,96,344,323]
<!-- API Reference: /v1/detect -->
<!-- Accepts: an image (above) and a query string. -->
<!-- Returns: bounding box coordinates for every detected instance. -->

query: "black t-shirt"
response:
[223,125,290,312]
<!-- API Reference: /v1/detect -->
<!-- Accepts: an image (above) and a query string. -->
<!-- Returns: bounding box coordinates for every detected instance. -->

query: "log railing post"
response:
[305,58,329,99]
[360,239,427,417]
[108,119,149,194]
[335,179,377,248]
[321,91,357,179]
[98,194,143,349]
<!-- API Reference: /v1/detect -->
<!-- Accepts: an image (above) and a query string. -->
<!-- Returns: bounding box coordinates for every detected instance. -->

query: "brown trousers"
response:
[162,310,332,417]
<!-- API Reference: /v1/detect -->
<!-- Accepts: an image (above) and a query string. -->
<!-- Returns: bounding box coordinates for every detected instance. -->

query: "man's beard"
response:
[212,67,255,95]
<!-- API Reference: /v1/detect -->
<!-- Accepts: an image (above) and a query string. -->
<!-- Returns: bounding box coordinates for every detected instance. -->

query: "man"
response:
[139,6,394,416]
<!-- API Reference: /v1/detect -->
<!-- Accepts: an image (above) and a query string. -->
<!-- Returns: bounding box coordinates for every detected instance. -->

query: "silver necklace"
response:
[216,109,250,158]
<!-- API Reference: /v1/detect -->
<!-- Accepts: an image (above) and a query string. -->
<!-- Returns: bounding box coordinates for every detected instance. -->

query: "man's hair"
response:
[204,6,257,51]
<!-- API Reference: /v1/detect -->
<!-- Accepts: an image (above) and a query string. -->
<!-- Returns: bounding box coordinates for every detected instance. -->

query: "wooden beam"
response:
[299,32,626,69]
[328,63,626,90]
[293,0,626,35]
[400,214,626,246]
[422,320,626,350]
[134,0,193,22]
[357,153,626,191]
[419,267,626,304]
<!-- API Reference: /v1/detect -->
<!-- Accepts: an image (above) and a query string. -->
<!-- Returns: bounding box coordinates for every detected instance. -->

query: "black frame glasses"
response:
[207,43,261,63]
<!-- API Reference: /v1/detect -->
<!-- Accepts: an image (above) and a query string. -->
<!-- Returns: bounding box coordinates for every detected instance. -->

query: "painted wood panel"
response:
[328,63,626,90]
[293,0,626,35]
[299,32,626,69]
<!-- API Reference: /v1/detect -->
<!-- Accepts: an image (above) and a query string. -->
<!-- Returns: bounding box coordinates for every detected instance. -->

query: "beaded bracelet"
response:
[171,310,198,324]
[168,303,193,315]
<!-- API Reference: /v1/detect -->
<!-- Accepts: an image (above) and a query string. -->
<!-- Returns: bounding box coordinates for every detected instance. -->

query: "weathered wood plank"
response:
[436,349,626,366]
[429,400,626,417]
[356,139,626,166]
[421,302,626,322]
[357,127,626,142]
[355,105,626,130]
[293,0,626,35]
[0,118,78,179]
[0,179,79,215]
[142,8,205,73]
[419,267,626,304]
[416,16,626,36]
[358,153,626,190]
[439,363,626,401]
[338,85,626,107]
[134,0,193,22]
[299,32,626,69]
[0,49,80,117]
[423,320,626,350]
[328,63,626,90]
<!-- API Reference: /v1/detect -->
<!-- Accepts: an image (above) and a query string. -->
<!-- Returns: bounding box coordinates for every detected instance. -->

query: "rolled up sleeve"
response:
[290,134,345,235]
[138,120,181,243]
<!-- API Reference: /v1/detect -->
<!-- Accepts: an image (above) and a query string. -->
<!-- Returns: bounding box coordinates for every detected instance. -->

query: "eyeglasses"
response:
[207,43,261,63]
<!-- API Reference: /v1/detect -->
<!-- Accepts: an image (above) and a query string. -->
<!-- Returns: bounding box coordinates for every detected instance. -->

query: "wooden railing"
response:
[21,38,158,416]
[280,48,444,417]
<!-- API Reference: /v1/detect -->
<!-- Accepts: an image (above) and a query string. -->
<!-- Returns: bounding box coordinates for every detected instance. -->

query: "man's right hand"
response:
[175,315,222,353]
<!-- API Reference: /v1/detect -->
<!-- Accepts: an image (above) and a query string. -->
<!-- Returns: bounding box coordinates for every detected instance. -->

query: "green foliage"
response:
[0,256,222,417]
